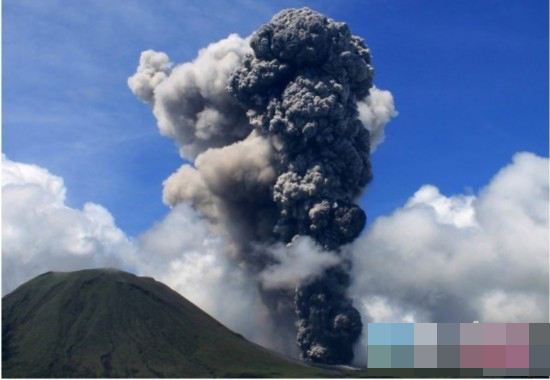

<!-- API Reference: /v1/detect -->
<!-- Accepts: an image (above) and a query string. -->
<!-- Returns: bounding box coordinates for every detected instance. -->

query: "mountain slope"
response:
[2,269,334,378]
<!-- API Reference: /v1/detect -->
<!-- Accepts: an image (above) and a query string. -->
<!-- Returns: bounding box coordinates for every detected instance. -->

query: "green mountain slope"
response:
[2,269,335,378]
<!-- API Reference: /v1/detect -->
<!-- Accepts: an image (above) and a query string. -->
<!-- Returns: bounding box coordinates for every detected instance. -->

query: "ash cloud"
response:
[225,8,377,363]
[128,34,253,160]
[161,131,279,263]
[127,7,397,365]
[128,50,172,104]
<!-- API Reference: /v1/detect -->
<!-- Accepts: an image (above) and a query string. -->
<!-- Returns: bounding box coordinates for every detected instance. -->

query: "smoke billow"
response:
[129,7,395,364]
[128,34,253,160]
[226,8,376,363]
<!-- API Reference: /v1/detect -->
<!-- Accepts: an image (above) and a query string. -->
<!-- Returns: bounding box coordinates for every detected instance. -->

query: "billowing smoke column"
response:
[129,7,395,364]
[227,8,372,363]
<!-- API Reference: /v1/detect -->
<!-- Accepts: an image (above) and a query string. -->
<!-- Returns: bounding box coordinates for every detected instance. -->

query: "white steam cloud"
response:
[357,86,397,152]
[259,236,342,290]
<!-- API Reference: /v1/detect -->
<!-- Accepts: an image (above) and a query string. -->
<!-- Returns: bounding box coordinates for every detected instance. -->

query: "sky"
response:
[2,0,549,359]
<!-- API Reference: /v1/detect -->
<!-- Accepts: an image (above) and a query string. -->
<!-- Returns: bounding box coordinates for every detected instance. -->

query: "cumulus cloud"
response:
[1,156,134,294]
[357,86,398,152]
[405,184,477,228]
[349,152,549,329]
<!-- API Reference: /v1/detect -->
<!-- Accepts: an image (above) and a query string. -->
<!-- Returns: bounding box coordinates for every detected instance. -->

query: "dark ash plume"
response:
[228,7,374,363]
[129,6,390,365]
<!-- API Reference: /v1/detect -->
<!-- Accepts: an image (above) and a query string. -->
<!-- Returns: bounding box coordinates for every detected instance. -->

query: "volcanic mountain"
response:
[2,269,334,378]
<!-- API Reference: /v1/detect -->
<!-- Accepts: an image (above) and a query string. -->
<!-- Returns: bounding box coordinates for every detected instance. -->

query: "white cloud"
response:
[350,152,549,331]
[479,290,547,323]
[357,86,398,152]
[1,156,135,294]
[406,185,477,228]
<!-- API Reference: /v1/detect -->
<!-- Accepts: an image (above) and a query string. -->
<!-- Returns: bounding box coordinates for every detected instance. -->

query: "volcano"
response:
[2,269,334,378]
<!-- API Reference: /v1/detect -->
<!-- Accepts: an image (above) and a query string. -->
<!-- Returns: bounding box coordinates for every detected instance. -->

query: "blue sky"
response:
[3,0,548,237]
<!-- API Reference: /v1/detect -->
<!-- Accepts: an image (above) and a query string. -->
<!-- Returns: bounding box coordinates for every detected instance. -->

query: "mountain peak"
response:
[2,268,332,378]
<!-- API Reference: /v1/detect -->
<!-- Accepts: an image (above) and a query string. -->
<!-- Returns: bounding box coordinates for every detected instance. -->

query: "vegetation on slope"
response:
[2,269,335,378]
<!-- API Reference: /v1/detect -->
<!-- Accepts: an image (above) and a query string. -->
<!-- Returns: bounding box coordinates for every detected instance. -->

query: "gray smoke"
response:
[227,7,373,363]
[128,34,253,160]
[129,7,394,365]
